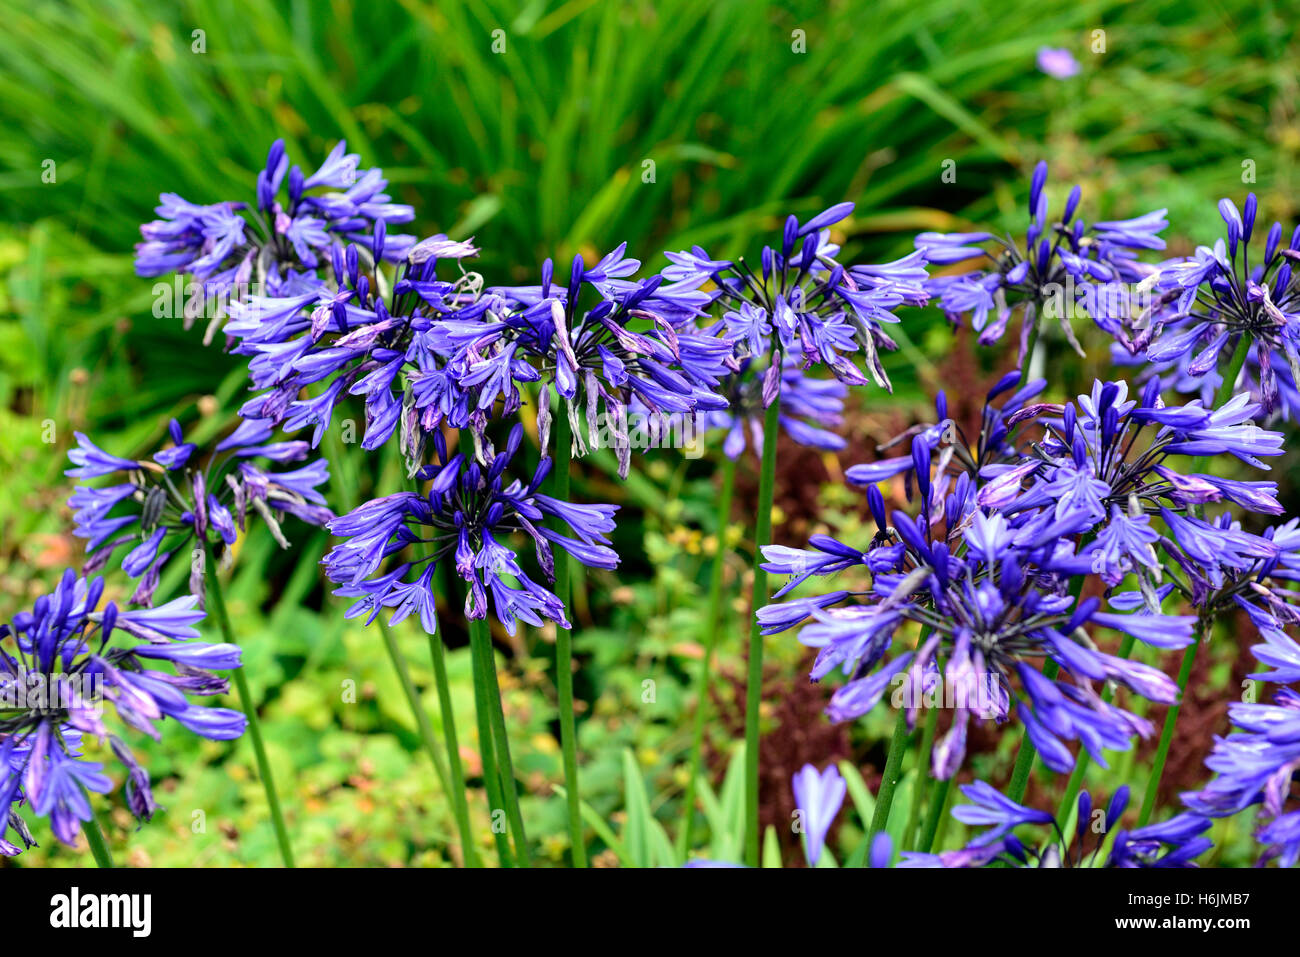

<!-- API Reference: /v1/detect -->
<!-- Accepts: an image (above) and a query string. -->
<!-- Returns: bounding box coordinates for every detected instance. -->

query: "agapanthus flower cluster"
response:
[991,378,1285,611]
[67,417,332,605]
[323,424,618,636]
[916,161,1167,358]
[1182,596,1300,866]
[135,139,415,328]
[901,781,1211,868]
[662,202,930,395]
[445,247,733,476]
[755,372,1283,779]
[1119,193,1300,419]
[224,227,731,478]
[1,571,246,855]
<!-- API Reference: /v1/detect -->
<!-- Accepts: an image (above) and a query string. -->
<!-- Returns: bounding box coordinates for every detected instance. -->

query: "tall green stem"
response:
[869,708,912,839]
[678,453,737,859]
[550,412,586,866]
[468,616,514,868]
[1019,315,1042,387]
[377,623,452,796]
[81,791,114,868]
[743,397,781,867]
[376,621,479,868]
[203,544,295,867]
[469,615,530,866]
[904,704,940,849]
[918,776,952,854]
[424,625,479,867]
[332,413,471,861]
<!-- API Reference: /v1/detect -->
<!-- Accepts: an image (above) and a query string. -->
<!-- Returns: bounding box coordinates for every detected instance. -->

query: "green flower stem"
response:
[376,621,479,868]
[1056,634,1135,833]
[678,452,738,860]
[904,703,940,849]
[423,626,479,866]
[469,615,531,866]
[743,397,781,867]
[81,789,114,868]
[869,707,912,840]
[375,623,452,797]
[332,415,470,860]
[551,412,586,867]
[933,776,959,850]
[203,544,296,867]
[918,775,952,855]
[1006,659,1060,804]
[468,616,514,868]
[1018,316,1042,387]
[1138,619,1206,827]
[398,454,480,866]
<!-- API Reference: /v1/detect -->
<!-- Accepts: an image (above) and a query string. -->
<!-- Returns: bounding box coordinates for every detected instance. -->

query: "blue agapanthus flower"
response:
[67,417,333,605]
[1119,194,1300,419]
[916,161,1166,360]
[902,782,1212,868]
[757,374,1211,780]
[1182,615,1300,867]
[454,248,731,477]
[135,139,415,301]
[323,424,619,636]
[662,202,930,393]
[0,570,246,855]
[226,233,728,478]
[988,378,1284,601]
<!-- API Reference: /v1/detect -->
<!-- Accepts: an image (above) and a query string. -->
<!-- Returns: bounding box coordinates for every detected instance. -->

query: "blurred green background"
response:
[2,0,1296,866]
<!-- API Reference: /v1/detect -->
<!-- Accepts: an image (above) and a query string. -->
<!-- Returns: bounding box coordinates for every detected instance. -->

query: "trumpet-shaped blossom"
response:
[758,376,1200,781]
[762,366,1291,790]
[226,232,728,478]
[662,202,930,394]
[791,763,846,866]
[992,378,1284,604]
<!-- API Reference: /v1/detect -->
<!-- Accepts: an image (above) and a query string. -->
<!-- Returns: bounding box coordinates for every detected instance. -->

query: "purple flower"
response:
[324,424,619,635]
[791,763,847,865]
[660,204,929,398]
[66,417,332,604]
[915,162,1165,363]
[0,570,245,855]
[136,140,414,334]
[907,782,1210,868]
[1132,194,1300,417]
[1036,47,1081,79]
